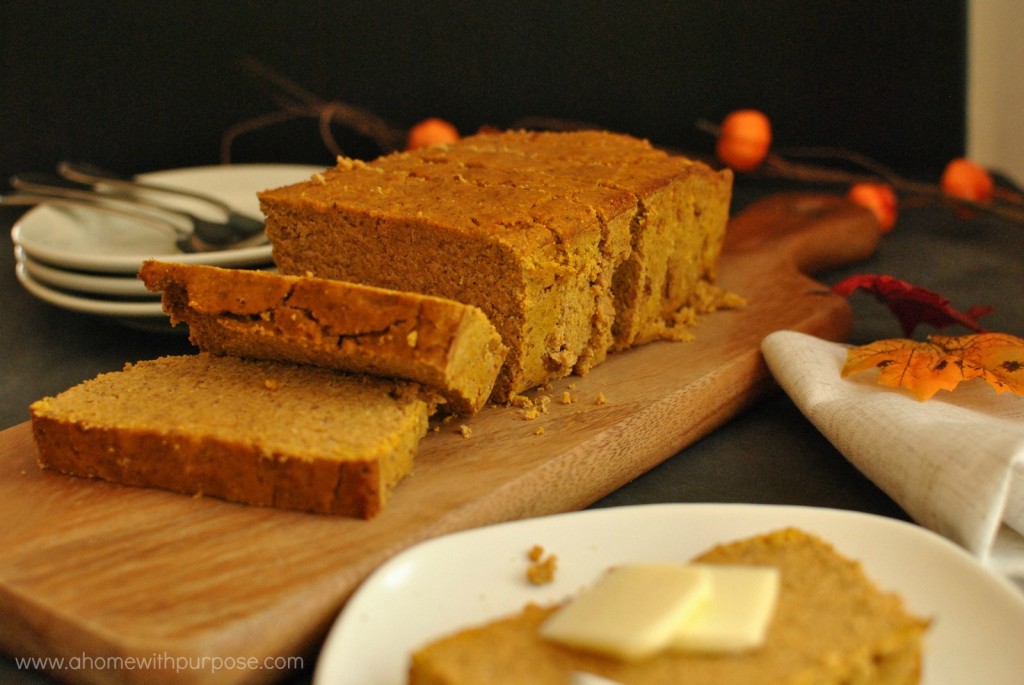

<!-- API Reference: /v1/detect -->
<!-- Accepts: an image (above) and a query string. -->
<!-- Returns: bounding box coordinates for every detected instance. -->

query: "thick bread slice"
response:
[408,528,929,684]
[138,261,506,414]
[30,354,433,518]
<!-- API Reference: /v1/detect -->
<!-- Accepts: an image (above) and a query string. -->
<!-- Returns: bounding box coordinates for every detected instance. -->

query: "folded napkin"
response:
[761,330,1024,582]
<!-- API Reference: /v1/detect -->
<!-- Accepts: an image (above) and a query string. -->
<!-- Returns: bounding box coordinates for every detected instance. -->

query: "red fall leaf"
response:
[832,274,992,337]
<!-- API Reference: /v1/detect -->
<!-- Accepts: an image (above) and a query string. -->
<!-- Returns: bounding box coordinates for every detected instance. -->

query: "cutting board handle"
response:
[726,193,881,276]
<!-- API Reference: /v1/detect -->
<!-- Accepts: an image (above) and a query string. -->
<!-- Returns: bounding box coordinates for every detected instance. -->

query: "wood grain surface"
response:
[0,193,879,685]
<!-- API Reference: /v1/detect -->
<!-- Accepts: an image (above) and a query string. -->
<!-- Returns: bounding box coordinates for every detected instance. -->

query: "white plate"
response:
[16,247,154,297]
[10,164,322,274]
[315,503,1024,685]
[15,261,165,318]
[16,247,278,299]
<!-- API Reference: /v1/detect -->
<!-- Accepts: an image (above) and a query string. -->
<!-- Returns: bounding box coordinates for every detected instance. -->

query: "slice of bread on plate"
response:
[408,528,929,684]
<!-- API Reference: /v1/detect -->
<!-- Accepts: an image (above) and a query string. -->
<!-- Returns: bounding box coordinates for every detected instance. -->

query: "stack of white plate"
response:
[10,164,321,331]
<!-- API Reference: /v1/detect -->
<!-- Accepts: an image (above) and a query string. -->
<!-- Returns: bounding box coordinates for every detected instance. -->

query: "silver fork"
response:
[5,164,265,251]
[0,190,245,254]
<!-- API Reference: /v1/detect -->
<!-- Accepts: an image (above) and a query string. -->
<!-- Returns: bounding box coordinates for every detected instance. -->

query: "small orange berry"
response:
[406,117,460,150]
[940,158,994,203]
[848,182,898,233]
[715,109,772,172]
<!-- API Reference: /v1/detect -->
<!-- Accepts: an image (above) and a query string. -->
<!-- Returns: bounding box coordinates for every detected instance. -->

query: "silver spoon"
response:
[59,161,266,239]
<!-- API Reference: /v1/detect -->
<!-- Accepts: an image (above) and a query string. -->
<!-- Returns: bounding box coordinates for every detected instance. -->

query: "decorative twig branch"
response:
[220,57,406,163]
[697,118,1024,225]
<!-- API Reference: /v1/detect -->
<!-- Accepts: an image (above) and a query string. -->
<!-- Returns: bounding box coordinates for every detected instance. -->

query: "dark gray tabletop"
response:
[2,177,1021,684]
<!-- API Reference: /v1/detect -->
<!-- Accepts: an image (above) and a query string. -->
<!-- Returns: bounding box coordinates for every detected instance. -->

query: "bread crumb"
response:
[526,545,558,585]
[312,172,327,185]
[560,390,577,405]
[457,424,472,438]
[595,392,607,405]
[523,406,540,420]
[508,394,532,409]
[533,426,545,435]
[406,330,418,347]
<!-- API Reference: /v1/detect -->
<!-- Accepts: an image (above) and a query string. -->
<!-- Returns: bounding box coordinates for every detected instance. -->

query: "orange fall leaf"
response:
[842,333,1024,401]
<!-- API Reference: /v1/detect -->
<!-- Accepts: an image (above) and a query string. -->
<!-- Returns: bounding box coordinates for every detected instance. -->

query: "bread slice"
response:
[408,528,929,684]
[30,354,434,518]
[258,130,733,401]
[138,261,506,414]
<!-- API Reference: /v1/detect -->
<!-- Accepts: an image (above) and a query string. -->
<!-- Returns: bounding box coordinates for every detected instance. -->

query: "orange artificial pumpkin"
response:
[715,109,772,172]
[406,117,460,150]
[940,157,994,203]
[848,182,898,233]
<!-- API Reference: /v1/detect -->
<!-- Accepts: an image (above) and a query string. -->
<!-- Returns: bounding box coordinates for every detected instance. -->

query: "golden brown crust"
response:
[138,261,506,414]
[30,414,387,517]
[407,528,929,684]
[30,354,431,518]
[258,130,733,401]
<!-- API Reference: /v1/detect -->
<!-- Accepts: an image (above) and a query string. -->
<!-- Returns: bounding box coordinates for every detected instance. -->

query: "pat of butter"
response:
[540,564,711,661]
[569,673,625,685]
[670,564,780,653]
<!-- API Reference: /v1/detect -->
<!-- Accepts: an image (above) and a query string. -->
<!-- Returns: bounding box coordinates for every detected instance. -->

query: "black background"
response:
[2,1,966,181]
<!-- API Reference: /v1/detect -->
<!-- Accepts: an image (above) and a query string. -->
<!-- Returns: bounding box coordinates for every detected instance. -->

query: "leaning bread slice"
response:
[30,354,433,518]
[138,261,506,414]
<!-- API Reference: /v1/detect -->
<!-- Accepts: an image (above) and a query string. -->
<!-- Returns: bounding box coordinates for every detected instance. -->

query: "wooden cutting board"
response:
[0,193,879,685]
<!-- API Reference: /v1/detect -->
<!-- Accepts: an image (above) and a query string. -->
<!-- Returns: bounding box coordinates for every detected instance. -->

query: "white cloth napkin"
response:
[761,330,1024,582]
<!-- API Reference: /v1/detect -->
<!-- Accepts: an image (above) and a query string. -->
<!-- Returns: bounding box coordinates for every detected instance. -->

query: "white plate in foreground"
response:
[11,164,322,274]
[315,503,1024,685]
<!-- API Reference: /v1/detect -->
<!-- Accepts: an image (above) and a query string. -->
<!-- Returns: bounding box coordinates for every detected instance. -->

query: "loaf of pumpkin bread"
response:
[138,260,506,414]
[259,130,733,401]
[30,354,433,518]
